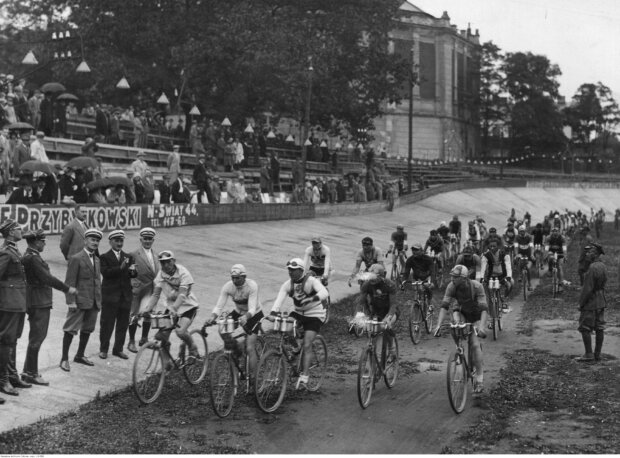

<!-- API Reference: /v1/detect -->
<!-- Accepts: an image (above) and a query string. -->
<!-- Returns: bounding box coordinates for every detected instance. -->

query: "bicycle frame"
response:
[402,280,433,345]
[446,321,475,414]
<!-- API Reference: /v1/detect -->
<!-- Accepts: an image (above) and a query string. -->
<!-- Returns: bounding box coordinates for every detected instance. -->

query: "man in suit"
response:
[21,229,76,385]
[98,230,137,360]
[0,219,32,401]
[158,174,171,204]
[60,204,88,261]
[127,227,160,353]
[171,173,191,203]
[193,154,214,204]
[60,228,103,372]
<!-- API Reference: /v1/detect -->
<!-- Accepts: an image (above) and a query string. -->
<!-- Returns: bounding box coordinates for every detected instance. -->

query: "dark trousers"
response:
[0,311,25,383]
[99,299,131,354]
[23,307,51,376]
[197,181,214,204]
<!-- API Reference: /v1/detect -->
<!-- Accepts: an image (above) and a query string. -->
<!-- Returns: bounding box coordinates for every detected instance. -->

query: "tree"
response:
[478,41,505,155]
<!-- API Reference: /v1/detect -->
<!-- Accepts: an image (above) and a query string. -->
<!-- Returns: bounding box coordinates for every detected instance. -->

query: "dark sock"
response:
[76,332,90,358]
[141,322,151,341]
[594,331,604,357]
[128,323,137,341]
[62,332,74,361]
[581,332,593,355]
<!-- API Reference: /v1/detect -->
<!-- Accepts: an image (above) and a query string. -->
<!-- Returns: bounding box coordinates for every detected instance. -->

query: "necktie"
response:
[147,250,155,270]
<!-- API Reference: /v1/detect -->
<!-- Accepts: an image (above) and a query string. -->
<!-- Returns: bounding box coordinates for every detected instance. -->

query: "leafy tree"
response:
[478,41,505,155]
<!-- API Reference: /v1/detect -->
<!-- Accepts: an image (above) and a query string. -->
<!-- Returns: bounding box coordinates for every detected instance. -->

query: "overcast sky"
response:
[411,0,620,100]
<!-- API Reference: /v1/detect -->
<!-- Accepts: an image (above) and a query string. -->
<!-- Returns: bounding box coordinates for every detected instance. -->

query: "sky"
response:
[410,0,620,100]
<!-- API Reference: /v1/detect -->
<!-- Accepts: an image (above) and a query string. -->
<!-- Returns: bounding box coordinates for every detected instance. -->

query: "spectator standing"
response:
[60,204,88,261]
[130,150,149,178]
[142,170,155,204]
[73,169,88,204]
[38,92,54,136]
[304,181,313,202]
[0,127,10,190]
[174,118,185,139]
[193,154,214,204]
[233,138,244,170]
[29,132,48,162]
[158,174,171,204]
[291,158,302,188]
[110,110,122,145]
[167,145,181,183]
[259,160,272,195]
[132,111,144,147]
[171,174,191,203]
[28,89,42,130]
[95,104,110,143]
[210,175,221,204]
[270,151,281,192]
[328,179,337,204]
[12,135,30,175]
[0,219,31,399]
[60,229,103,372]
[224,138,235,172]
[12,86,29,123]
[21,229,76,385]
[53,100,67,138]
[336,178,346,203]
[359,178,367,202]
[3,95,17,124]
[98,230,137,360]
[127,228,159,352]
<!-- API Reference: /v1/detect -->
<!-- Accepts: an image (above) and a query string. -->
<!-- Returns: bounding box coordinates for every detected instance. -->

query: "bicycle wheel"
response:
[390,259,398,281]
[552,268,558,298]
[255,335,267,359]
[323,295,331,325]
[496,292,503,331]
[446,351,468,414]
[522,270,527,301]
[383,334,399,389]
[357,348,374,409]
[183,329,209,385]
[133,342,165,404]
[305,335,328,392]
[209,353,236,418]
[492,296,499,341]
[408,301,423,345]
[255,349,287,413]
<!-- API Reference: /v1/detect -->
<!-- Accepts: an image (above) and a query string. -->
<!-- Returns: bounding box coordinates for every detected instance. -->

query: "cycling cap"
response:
[450,265,469,278]
[518,225,526,231]
[411,243,423,251]
[489,227,497,233]
[311,236,322,243]
[158,250,175,261]
[396,224,404,230]
[286,257,305,270]
[368,263,385,276]
[440,221,447,227]
[230,264,246,276]
[361,237,373,245]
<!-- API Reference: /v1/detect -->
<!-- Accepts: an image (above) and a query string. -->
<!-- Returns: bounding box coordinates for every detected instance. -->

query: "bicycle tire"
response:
[492,295,499,341]
[255,349,287,413]
[133,342,165,404]
[255,335,267,359]
[304,335,328,392]
[522,270,527,301]
[446,351,468,414]
[209,353,236,418]
[323,295,331,325]
[383,334,399,389]
[390,259,398,282]
[552,268,558,299]
[408,301,423,345]
[496,291,503,332]
[357,348,374,409]
[182,329,209,385]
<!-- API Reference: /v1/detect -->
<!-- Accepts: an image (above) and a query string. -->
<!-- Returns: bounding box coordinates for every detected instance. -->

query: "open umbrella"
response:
[86,177,112,191]
[20,160,57,176]
[40,82,66,93]
[65,156,99,169]
[57,92,79,101]
[7,121,35,131]
[107,176,131,187]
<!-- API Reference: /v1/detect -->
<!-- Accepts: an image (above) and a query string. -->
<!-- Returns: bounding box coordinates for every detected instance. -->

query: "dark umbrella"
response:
[107,176,131,187]
[86,177,112,191]
[7,122,35,131]
[20,160,57,176]
[40,82,66,93]
[57,92,79,101]
[65,156,99,169]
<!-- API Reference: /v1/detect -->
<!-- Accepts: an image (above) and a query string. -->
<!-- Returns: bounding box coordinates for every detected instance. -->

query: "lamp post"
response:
[302,57,313,185]
[407,45,419,194]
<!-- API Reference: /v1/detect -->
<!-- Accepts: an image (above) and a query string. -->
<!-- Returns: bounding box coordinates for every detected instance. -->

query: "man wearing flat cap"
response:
[61,228,103,371]
[127,227,159,353]
[21,230,76,385]
[0,219,32,400]
[576,242,607,362]
[98,230,137,360]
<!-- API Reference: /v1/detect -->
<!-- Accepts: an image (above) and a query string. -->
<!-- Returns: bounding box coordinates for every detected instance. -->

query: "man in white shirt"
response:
[130,150,149,178]
[29,132,49,162]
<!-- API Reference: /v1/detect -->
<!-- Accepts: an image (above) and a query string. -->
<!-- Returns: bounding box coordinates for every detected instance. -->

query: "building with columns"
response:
[373,2,481,161]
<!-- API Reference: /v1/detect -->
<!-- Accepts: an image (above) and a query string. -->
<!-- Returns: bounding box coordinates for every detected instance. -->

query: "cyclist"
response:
[437,221,451,260]
[531,223,544,246]
[546,226,567,293]
[400,243,434,301]
[143,250,200,367]
[424,230,444,271]
[348,237,384,286]
[454,245,481,280]
[386,224,408,274]
[475,216,488,239]
[482,227,503,251]
[514,225,534,291]
[542,215,552,237]
[204,264,264,383]
[466,220,481,253]
[434,265,488,393]
[449,215,461,242]
[480,240,513,312]
[268,257,329,389]
[357,263,398,360]
[523,211,531,229]
[507,208,517,226]
[303,236,332,285]
[503,222,517,248]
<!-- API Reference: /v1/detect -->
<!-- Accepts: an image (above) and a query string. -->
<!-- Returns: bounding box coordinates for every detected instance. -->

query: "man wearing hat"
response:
[60,228,103,371]
[192,153,214,204]
[60,204,88,261]
[0,219,32,399]
[576,242,607,362]
[21,230,76,385]
[127,228,159,353]
[99,230,137,360]
[158,174,171,204]
[130,150,150,179]
[30,132,48,163]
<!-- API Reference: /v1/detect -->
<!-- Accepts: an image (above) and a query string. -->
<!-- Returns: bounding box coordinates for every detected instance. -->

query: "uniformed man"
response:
[21,229,76,385]
[576,242,607,362]
[0,219,31,400]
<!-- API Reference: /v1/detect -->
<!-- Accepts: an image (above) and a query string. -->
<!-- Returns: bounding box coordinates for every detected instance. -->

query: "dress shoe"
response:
[9,377,32,389]
[59,360,70,372]
[0,381,18,396]
[112,351,129,360]
[99,352,108,359]
[127,341,138,353]
[22,373,50,386]
[74,355,94,366]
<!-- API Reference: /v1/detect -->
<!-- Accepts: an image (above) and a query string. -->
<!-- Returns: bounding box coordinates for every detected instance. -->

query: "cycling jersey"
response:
[390,230,408,252]
[449,220,461,236]
[425,236,444,254]
[271,273,328,319]
[531,227,544,245]
[546,234,566,255]
[440,279,488,316]
[454,253,481,279]
[211,278,262,318]
[353,247,383,273]
[402,252,434,281]
[542,221,551,236]
[514,234,533,257]
[503,228,516,245]
[481,249,513,279]
[467,224,480,241]
[437,226,450,241]
[358,277,398,320]
[151,263,199,315]
[483,233,503,250]
[303,244,332,276]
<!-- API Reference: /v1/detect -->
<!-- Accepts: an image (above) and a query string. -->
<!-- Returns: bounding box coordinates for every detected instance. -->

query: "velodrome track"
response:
[2,185,620,433]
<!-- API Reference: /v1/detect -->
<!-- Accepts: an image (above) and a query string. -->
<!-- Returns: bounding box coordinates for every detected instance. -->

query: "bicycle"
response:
[357,318,399,409]
[254,313,328,413]
[485,277,503,341]
[429,251,444,289]
[448,234,460,265]
[206,318,266,418]
[132,312,209,404]
[444,319,485,414]
[401,280,433,345]
[534,244,544,277]
[388,249,407,282]
[515,255,531,301]
[309,272,331,324]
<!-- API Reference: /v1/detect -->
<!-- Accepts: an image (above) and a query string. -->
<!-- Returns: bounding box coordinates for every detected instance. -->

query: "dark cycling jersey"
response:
[547,234,565,255]
[515,234,533,257]
[425,236,444,254]
[437,226,450,241]
[390,230,408,251]
[402,252,434,281]
[358,278,398,320]
[531,227,544,245]
[503,228,516,245]
[449,220,461,236]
